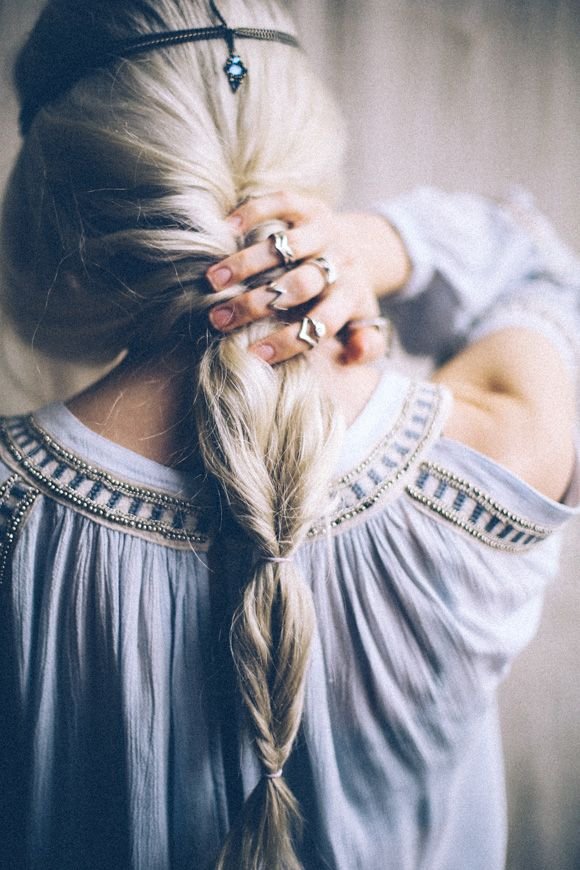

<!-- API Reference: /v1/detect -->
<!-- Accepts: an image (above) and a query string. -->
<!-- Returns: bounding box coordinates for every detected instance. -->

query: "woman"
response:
[0,1,578,868]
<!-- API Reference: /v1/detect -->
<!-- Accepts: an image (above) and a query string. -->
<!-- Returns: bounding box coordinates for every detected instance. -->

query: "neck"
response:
[66,339,382,468]
[67,345,196,468]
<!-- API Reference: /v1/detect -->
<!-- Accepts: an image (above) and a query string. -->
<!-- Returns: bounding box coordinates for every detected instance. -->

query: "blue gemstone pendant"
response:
[224,52,247,92]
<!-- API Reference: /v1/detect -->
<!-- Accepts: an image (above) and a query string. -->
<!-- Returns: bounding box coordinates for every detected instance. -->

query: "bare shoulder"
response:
[432,328,576,502]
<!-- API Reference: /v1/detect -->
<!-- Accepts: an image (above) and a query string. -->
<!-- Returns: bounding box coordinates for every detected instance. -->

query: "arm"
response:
[204,193,411,365]
[375,188,579,500]
[432,324,576,501]
[205,187,579,371]
[375,186,580,366]
[205,189,579,500]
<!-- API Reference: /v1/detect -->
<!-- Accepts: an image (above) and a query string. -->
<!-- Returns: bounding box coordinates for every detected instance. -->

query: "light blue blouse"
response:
[0,189,579,870]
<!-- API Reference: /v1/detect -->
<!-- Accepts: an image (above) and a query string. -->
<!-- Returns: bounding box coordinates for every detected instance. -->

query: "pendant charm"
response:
[224,52,247,92]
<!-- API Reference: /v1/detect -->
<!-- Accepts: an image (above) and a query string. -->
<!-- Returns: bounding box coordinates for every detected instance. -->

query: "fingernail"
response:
[252,343,275,362]
[208,266,232,290]
[225,215,243,231]
[209,305,235,329]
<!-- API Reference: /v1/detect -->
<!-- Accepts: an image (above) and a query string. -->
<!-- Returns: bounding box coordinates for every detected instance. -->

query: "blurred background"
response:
[1,1,579,867]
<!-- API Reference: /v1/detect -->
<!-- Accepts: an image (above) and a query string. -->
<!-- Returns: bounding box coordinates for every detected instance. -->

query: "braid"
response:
[195,332,341,868]
[5,3,347,864]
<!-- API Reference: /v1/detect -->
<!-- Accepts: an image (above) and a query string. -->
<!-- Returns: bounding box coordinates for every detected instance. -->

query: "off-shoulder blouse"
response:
[0,366,577,870]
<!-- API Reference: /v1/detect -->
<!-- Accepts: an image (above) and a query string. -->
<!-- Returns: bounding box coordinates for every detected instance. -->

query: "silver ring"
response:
[266,281,289,311]
[347,316,393,356]
[269,231,296,268]
[307,256,338,289]
[298,316,327,349]
[347,316,389,332]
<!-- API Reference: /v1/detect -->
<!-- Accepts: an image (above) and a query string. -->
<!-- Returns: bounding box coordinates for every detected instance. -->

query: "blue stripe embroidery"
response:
[485,516,501,533]
[498,524,514,539]
[368,468,382,486]
[52,463,68,480]
[452,491,466,510]
[405,462,553,551]
[108,491,122,509]
[128,498,143,517]
[469,503,485,524]
[434,480,447,499]
[87,482,103,501]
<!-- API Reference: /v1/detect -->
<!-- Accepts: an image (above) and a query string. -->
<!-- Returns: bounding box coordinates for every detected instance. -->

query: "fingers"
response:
[206,223,330,291]
[205,191,391,366]
[341,325,390,364]
[208,260,331,331]
[225,191,325,235]
[249,285,358,365]
[250,318,390,366]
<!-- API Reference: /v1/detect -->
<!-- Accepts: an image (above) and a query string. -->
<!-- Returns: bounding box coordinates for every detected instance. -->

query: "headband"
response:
[19,0,301,135]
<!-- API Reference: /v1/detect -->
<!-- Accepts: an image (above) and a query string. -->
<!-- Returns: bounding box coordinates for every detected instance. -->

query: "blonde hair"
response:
[2,1,346,866]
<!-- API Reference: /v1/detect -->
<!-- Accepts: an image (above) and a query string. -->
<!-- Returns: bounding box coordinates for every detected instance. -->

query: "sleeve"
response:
[398,432,580,724]
[375,186,580,368]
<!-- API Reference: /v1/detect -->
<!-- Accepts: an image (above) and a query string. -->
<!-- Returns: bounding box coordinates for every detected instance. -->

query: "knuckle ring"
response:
[269,231,296,268]
[347,316,389,332]
[266,281,289,311]
[347,316,393,355]
[298,316,327,349]
[307,256,338,290]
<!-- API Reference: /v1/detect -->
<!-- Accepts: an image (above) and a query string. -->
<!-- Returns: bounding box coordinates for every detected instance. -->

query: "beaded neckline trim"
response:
[308,380,448,537]
[406,461,554,551]
[0,382,558,553]
[0,473,39,584]
[0,382,446,546]
[0,416,211,547]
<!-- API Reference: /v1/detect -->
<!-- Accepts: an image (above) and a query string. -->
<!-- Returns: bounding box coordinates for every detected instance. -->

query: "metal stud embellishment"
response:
[0,474,40,584]
[224,52,247,91]
[405,460,553,551]
[0,417,210,549]
[307,382,446,538]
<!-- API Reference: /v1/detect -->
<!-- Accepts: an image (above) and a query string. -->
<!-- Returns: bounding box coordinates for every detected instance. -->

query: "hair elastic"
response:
[263,556,293,564]
[264,769,283,779]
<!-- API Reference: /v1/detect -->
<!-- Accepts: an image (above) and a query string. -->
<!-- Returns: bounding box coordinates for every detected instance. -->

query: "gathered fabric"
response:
[0,367,577,870]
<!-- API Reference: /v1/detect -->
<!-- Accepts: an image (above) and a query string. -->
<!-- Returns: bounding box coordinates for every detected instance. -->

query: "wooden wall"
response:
[292,0,580,247]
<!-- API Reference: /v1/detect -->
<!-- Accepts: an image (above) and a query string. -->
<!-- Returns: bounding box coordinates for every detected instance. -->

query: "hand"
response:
[206,192,410,364]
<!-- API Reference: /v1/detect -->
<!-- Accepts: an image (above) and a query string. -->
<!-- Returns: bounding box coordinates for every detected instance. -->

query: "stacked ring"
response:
[266,281,289,311]
[269,231,296,268]
[307,256,338,290]
[347,316,389,332]
[298,316,327,349]
[347,316,393,355]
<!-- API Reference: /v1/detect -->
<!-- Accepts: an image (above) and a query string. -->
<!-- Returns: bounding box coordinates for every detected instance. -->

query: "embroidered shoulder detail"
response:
[308,381,449,537]
[0,382,449,548]
[405,461,554,551]
[0,416,210,548]
[0,473,40,584]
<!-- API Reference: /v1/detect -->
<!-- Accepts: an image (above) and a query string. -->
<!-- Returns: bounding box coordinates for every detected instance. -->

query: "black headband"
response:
[18,2,301,135]
[98,24,300,90]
